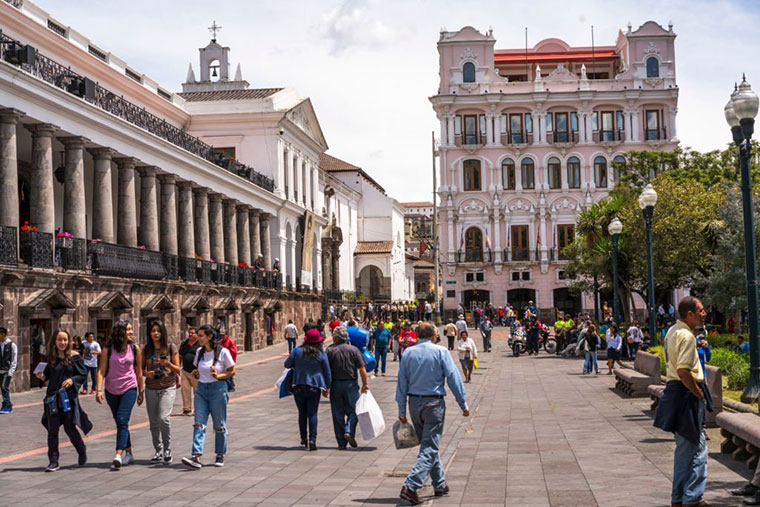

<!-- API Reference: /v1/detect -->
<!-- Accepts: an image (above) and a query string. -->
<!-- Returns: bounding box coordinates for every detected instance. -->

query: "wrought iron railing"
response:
[163,253,178,280]
[286,275,292,291]
[502,248,539,262]
[0,30,275,193]
[547,131,579,144]
[455,249,492,263]
[211,262,224,284]
[196,260,212,284]
[0,225,17,266]
[502,131,534,145]
[55,236,87,271]
[20,230,53,268]
[178,257,196,282]
[89,241,165,279]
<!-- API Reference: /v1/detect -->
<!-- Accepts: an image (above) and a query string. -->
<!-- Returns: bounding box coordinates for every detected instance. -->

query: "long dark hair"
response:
[143,320,168,359]
[48,329,73,367]
[198,324,220,353]
[302,340,323,359]
[109,319,130,352]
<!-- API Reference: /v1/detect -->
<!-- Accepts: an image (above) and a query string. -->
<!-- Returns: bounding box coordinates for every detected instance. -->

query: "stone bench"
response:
[717,412,760,470]
[614,351,661,397]
[648,365,723,426]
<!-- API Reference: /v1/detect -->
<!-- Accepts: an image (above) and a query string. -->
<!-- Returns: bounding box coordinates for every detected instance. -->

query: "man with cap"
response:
[455,314,468,335]
[326,327,369,449]
[272,258,280,273]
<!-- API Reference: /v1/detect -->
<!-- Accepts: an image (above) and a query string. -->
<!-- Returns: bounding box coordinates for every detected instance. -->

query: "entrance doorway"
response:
[462,289,491,310]
[244,312,253,351]
[507,289,536,317]
[553,288,581,318]
[29,319,52,388]
[96,319,113,347]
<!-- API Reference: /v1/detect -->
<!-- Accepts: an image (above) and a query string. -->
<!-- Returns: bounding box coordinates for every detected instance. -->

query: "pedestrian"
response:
[653,297,711,507]
[581,325,601,374]
[284,328,331,451]
[390,320,400,362]
[95,319,144,471]
[480,317,493,352]
[626,321,643,360]
[444,319,458,351]
[526,316,540,355]
[284,319,299,354]
[178,326,200,416]
[81,332,100,395]
[72,335,84,357]
[0,326,18,414]
[219,333,238,392]
[181,325,236,469]
[399,322,418,358]
[326,326,369,449]
[424,301,432,322]
[371,320,390,376]
[456,330,477,383]
[606,325,623,374]
[142,320,180,465]
[36,329,92,471]
[396,323,469,505]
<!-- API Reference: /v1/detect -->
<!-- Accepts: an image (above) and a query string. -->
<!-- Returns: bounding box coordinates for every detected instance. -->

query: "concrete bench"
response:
[648,365,723,426]
[614,351,661,397]
[717,412,760,470]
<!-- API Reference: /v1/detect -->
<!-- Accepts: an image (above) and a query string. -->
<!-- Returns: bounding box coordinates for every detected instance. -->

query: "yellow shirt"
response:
[665,320,704,383]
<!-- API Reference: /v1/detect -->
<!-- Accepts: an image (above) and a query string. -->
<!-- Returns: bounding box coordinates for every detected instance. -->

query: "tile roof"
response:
[319,153,361,172]
[178,88,283,102]
[354,241,394,255]
[402,201,434,208]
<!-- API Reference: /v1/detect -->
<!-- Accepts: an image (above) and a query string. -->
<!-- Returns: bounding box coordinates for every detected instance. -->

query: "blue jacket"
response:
[284,347,331,390]
[654,380,712,445]
[372,328,391,348]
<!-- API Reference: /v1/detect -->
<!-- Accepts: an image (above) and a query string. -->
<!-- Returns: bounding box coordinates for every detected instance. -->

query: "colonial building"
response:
[0,0,324,392]
[431,22,679,320]
[402,201,434,257]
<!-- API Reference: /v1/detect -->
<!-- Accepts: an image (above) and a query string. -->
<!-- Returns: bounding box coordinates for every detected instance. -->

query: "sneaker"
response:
[163,449,173,464]
[80,389,88,395]
[182,456,202,470]
[122,452,134,466]
[90,389,96,394]
[214,454,224,467]
[382,373,386,376]
[111,454,122,470]
[150,452,163,464]
[344,433,358,448]
[45,462,60,472]
[0,406,12,414]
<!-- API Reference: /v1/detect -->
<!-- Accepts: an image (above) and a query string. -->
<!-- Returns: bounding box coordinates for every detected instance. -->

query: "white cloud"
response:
[321,0,396,54]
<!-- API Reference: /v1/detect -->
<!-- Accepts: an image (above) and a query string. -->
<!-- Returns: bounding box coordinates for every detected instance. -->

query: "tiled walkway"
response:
[0,329,751,506]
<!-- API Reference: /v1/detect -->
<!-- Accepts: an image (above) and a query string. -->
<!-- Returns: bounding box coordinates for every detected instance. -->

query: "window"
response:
[125,68,143,83]
[293,155,298,201]
[545,112,553,132]
[511,272,520,281]
[525,113,533,134]
[590,112,598,131]
[557,224,575,259]
[463,160,481,191]
[88,45,107,62]
[601,111,614,141]
[594,156,608,188]
[558,270,567,280]
[283,149,289,195]
[463,115,478,144]
[554,113,568,142]
[446,290,456,298]
[454,115,462,136]
[520,159,535,189]
[510,114,523,143]
[476,272,485,282]
[502,159,516,190]
[646,57,659,78]
[570,112,578,132]
[613,155,626,182]
[521,271,531,281]
[479,115,487,143]
[463,62,476,83]
[465,227,483,262]
[511,225,529,261]
[567,156,581,189]
[547,157,561,189]
[466,273,474,282]
[616,111,625,138]
[646,110,661,140]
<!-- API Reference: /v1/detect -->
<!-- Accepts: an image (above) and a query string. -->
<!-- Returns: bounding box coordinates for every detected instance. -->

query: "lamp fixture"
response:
[608,217,623,236]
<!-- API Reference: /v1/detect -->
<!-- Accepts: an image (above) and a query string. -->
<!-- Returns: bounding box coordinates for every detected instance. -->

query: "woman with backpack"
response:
[181,325,236,469]
[142,320,180,465]
[36,329,92,471]
[96,319,144,470]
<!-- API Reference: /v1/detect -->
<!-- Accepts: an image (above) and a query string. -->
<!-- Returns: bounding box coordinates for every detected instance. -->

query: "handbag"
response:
[473,357,479,369]
[392,420,420,449]
[44,394,59,416]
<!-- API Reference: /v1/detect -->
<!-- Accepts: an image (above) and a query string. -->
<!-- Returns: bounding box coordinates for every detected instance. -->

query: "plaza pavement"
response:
[0,328,751,506]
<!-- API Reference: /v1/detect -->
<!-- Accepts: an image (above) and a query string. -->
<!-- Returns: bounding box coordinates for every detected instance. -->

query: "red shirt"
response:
[220,336,238,362]
[329,319,340,332]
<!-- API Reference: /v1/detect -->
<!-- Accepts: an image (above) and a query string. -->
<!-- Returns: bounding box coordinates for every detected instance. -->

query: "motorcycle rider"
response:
[526,316,540,355]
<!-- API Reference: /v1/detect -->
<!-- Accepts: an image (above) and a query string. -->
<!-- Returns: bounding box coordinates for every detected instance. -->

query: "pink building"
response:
[431,22,679,319]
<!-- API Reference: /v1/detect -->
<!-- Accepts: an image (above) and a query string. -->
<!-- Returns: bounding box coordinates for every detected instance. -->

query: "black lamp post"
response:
[639,184,658,346]
[725,75,760,403]
[608,217,623,325]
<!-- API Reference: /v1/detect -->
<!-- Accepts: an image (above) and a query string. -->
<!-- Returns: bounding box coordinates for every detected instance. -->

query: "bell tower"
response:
[182,21,249,93]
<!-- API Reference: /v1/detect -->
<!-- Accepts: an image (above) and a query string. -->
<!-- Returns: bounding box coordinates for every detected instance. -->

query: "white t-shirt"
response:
[194,347,235,384]
[82,341,101,368]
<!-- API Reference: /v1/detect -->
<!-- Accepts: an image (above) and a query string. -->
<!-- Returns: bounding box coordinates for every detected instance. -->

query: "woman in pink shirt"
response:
[96,320,144,470]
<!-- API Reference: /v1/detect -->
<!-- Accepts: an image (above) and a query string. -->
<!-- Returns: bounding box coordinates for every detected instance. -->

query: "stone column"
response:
[260,214,271,268]
[289,235,297,284]
[250,209,262,260]
[237,204,251,265]
[0,109,21,229]
[208,193,224,263]
[623,110,633,142]
[223,199,238,265]
[579,112,588,144]
[138,166,159,251]
[631,108,641,142]
[25,123,56,234]
[87,148,115,243]
[193,187,210,260]
[669,107,678,141]
[59,136,88,239]
[158,174,178,255]
[485,113,495,146]
[321,243,332,290]
[447,115,455,145]
[332,245,341,290]
[176,181,195,258]
[493,210,502,263]
[116,157,138,246]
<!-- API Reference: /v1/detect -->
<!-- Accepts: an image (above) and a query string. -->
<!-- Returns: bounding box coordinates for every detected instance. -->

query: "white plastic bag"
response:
[393,420,420,449]
[355,391,386,442]
[274,369,289,394]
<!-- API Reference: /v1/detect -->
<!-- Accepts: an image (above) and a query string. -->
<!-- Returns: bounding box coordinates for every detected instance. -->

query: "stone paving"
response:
[0,329,752,506]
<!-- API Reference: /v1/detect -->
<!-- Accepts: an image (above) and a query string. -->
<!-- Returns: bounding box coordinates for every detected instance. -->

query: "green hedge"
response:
[709,347,750,390]
[706,333,741,349]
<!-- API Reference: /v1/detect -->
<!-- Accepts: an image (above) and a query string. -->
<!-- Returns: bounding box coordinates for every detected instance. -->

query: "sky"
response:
[36,0,760,203]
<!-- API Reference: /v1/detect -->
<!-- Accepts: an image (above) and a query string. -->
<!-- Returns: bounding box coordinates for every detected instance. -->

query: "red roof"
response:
[495,50,617,64]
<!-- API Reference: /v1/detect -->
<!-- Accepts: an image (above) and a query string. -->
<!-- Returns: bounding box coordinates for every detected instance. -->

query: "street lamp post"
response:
[608,217,623,325]
[725,75,760,403]
[639,184,658,346]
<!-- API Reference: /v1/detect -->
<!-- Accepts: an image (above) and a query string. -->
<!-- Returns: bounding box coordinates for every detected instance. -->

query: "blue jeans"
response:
[672,400,707,504]
[0,373,11,408]
[105,387,137,450]
[330,380,360,447]
[405,397,446,491]
[287,338,297,354]
[375,346,387,374]
[294,386,321,443]
[192,381,229,456]
[82,366,97,391]
[583,350,599,373]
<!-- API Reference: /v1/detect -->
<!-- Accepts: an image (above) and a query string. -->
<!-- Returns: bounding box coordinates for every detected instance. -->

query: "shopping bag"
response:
[473,357,479,369]
[362,349,377,373]
[274,369,293,398]
[392,420,420,449]
[355,391,386,442]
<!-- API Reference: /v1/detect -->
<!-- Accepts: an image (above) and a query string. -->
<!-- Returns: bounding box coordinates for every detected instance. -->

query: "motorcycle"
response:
[537,323,557,354]
[508,327,526,357]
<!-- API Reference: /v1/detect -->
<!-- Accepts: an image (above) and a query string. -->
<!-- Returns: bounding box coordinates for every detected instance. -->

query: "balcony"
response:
[501,131,533,146]
[178,257,196,282]
[549,248,569,262]
[592,130,625,143]
[503,248,539,262]
[453,133,487,148]
[547,131,579,144]
[163,253,179,280]
[645,127,668,141]
[456,249,493,264]
[196,260,212,284]
[286,274,292,291]
[20,230,53,269]
[89,242,166,280]
[55,236,87,271]
[239,266,253,287]
[0,226,17,266]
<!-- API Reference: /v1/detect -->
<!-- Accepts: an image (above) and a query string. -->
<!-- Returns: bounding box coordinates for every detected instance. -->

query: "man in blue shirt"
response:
[396,322,468,504]
[739,335,750,354]
[370,320,391,376]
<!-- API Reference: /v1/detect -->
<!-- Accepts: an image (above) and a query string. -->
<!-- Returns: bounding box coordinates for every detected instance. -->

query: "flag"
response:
[419,240,428,256]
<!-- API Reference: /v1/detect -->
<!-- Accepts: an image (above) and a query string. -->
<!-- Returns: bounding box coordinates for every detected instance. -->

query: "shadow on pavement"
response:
[352,498,405,505]
[253,445,378,452]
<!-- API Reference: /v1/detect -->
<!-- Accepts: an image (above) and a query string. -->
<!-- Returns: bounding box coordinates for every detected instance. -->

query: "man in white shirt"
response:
[284,320,299,354]
[81,332,101,394]
[0,327,18,414]
[455,314,468,334]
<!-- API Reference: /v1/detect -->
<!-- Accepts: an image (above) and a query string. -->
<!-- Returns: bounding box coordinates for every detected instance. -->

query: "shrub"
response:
[709,347,750,390]
[647,346,666,375]
[707,333,741,349]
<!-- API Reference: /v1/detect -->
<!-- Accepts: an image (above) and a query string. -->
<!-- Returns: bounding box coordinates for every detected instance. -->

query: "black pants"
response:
[447,335,455,351]
[527,335,539,354]
[47,408,86,462]
[294,386,321,443]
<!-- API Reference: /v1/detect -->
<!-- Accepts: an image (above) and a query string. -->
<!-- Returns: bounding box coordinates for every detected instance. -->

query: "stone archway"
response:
[357,265,388,299]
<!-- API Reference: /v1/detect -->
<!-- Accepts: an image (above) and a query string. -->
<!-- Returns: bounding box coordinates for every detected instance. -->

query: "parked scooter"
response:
[509,327,526,357]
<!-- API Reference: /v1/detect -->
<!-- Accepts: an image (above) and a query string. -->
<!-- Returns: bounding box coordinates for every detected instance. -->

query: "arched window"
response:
[547,157,561,189]
[594,156,608,188]
[463,159,481,191]
[463,62,476,83]
[612,155,626,183]
[465,227,483,262]
[567,156,581,189]
[521,158,535,190]
[502,159,516,190]
[646,57,659,78]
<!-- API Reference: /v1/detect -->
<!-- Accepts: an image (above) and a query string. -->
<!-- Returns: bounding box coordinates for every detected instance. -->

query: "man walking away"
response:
[396,322,469,504]
[327,327,369,449]
[0,327,17,414]
[654,297,711,507]
[444,320,458,351]
[285,320,299,354]
[480,317,493,353]
[371,321,391,376]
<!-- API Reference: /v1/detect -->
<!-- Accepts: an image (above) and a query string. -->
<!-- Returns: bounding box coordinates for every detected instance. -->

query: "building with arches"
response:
[431,22,679,320]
